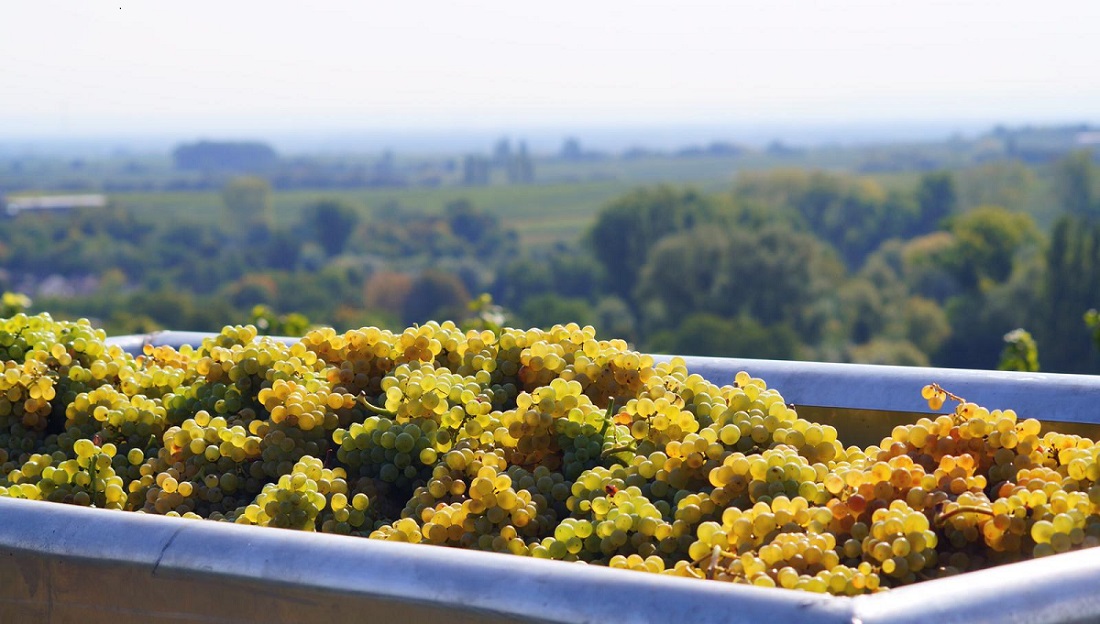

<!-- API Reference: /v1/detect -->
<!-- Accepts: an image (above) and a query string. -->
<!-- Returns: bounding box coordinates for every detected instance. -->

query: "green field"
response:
[108,155,756,248]
[111,181,628,248]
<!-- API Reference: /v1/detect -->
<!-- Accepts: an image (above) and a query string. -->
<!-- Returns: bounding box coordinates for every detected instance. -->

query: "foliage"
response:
[732,169,920,269]
[0,292,31,317]
[222,176,274,234]
[647,313,800,360]
[401,270,471,326]
[461,293,507,334]
[635,224,843,345]
[358,200,518,262]
[298,199,361,257]
[1053,150,1099,219]
[1036,216,1100,372]
[517,294,594,330]
[1086,309,1100,352]
[915,171,958,233]
[250,304,312,337]
[939,206,1041,289]
[587,186,721,302]
[9,146,1100,371]
[997,328,1039,372]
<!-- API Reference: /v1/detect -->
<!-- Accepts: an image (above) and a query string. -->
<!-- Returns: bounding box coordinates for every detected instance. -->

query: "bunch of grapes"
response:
[8,312,1100,599]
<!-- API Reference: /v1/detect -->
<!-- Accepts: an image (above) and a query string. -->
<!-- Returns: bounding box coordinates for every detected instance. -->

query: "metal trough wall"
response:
[0,332,1093,623]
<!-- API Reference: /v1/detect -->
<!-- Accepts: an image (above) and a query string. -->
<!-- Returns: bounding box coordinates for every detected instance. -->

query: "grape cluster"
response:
[7,312,1100,599]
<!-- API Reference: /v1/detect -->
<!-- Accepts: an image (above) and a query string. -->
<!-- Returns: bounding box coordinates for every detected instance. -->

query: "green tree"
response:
[635,224,843,344]
[957,161,1036,213]
[941,206,1041,290]
[935,246,1045,369]
[1037,216,1100,372]
[587,186,720,302]
[221,176,274,237]
[1052,150,1098,218]
[592,296,638,343]
[647,313,800,359]
[518,294,594,329]
[903,296,951,356]
[732,169,918,269]
[402,270,471,325]
[837,279,886,344]
[300,199,360,257]
[847,339,930,367]
[915,171,958,233]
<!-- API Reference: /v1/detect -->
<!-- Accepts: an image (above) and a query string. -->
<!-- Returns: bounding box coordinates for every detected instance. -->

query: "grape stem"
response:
[927,382,967,404]
[934,505,994,527]
[598,399,615,438]
[358,395,398,418]
[87,451,99,508]
[707,545,721,580]
[601,445,637,458]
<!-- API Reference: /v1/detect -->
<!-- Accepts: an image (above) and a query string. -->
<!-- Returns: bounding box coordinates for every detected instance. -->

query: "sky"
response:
[3,1,1100,149]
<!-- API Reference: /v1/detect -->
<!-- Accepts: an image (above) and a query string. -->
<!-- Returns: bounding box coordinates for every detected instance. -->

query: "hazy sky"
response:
[3,0,1100,141]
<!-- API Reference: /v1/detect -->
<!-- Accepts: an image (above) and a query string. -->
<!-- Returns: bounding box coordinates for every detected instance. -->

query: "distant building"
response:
[4,194,107,217]
[506,142,535,184]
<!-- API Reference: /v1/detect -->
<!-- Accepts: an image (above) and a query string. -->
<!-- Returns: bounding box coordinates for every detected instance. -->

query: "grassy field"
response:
[112,180,634,248]
[108,154,756,248]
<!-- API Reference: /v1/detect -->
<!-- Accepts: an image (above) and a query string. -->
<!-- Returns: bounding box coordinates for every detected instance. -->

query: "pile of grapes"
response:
[1,312,1099,596]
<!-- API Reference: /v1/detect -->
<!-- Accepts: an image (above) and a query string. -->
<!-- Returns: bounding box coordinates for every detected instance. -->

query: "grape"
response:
[5,314,1100,597]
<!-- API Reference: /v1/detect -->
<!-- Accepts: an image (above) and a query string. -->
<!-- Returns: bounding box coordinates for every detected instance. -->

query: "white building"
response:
[3,194,108,217]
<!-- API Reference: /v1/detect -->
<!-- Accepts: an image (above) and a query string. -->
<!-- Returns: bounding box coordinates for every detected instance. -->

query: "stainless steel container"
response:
[0,332,1093,623]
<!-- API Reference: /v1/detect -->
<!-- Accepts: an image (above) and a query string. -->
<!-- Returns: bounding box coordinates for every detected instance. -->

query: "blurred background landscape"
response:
[3,1,1099,372]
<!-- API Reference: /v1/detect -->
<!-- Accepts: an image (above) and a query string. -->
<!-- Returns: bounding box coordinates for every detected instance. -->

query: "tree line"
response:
[3,150,1099,373]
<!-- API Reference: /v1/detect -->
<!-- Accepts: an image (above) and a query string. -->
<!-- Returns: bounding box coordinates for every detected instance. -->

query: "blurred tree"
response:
[223,274,278,309]
[903,296,951,356]
[838,279,887,344]
[957,161,1036,213]
[490,258,554,311]
[646,313,800,360]
[1037,215,1100,372]
[915,171,958,233]
[935,246,1045,369]
[846,339,929,367]
[588,186,719,302]
[592,296,638,343]
[221,176,273,238]
[518,294,594,329]
[899,232,961,302]
[445,200,496,247]
[940,206,1041,290]
[300,199,360,256]
[1053,150,1098,218]
[635,224,843,344]
[363,271,414,317]
[732,169,918,269]
[402,270,471,325]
